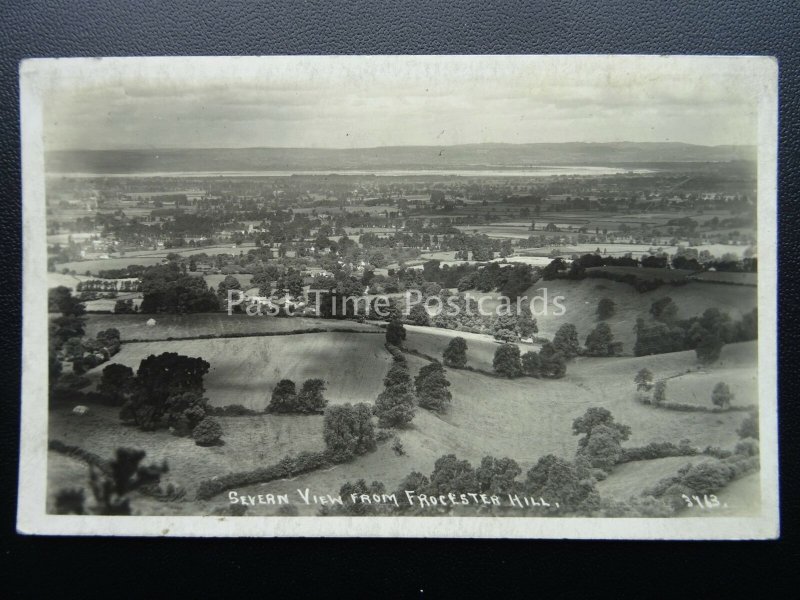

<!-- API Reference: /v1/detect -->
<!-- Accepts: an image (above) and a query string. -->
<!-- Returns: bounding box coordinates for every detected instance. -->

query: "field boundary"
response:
[121,326,384,344]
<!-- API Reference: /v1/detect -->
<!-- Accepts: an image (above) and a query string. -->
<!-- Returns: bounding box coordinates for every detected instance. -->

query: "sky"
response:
[40,56,762,151]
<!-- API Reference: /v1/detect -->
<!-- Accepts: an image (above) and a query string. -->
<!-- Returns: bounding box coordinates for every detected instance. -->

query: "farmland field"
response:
[83,313,382,341]
[210,342,757,513]
[49,405,325,497]
[86,330,391,409]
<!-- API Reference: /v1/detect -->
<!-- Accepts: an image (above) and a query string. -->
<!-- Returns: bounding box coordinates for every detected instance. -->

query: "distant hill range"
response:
[46,142,756,174]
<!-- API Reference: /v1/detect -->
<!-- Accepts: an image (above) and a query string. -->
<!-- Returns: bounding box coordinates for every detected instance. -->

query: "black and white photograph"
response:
[17,55,778,538]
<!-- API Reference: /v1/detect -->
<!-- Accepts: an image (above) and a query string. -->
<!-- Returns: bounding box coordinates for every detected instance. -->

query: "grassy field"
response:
[523,278,758,353]
[47,272,94,290]
[86,331,391,409]
[227,343,757,515]
[48,405,325,498]
[595,455,716,499]
[403,325,537,372]
[83,313,382,341]
[50,322,758,516]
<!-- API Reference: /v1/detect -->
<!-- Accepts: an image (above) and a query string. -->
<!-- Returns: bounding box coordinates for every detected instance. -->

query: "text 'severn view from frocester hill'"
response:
[21,56,777,537]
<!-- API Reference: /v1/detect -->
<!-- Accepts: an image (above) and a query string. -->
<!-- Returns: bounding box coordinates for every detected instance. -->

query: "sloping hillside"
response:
[87,331,391,409]
[523,279,757,353]
[224,342,756,515]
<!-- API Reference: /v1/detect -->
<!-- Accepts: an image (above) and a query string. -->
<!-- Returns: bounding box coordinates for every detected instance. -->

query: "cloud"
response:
[42,57,759,150]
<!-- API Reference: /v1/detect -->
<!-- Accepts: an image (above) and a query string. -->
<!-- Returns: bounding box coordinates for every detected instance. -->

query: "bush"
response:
[711,382,733,409]
[208,404,259,417]
[195,450,332,500]
[323,403,376,461]
[192,417,223,446]
[619,441,698,463]
[738,412,759,439]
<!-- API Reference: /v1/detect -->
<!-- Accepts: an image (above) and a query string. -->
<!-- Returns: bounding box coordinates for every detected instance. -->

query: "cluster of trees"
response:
[107,352,223,446]
[139,263,219,314]
[490,306,538,343]
[634,299,757,363]
[493,341,568,379]
[266,378,328,414]
[48,288,125,393]
[322,403,376,462]
[64,327,122,374]
[76,279,141,293]
[454,262,537,300]
[113,299,137,313]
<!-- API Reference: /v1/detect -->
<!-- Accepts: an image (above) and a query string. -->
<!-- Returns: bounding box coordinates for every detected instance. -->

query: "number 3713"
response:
[681,494,724,508]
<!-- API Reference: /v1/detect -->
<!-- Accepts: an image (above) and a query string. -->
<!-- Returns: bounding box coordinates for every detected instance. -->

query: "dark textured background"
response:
[0,1,797,595]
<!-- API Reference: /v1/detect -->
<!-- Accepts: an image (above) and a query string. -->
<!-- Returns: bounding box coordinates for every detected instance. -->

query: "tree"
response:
[634,368,654,392]
[650,297,678,323]
[597,298,615,321]
[521,351,541,377]
[114,299,136,314]
[491,313,519,343]
[572,408,631,472]
[584,322,622,356]
[538,342,567,378]
[87,448,168,515]
[572,407,631,446]
[579,424,624,471]
[386,319,407,346]
[375,367,416,428]
[524,454,595,508]
[193,417,223,446]
[711,382,733,409]
[49,286,86,317]
[653,380,667,404]
[323,403,376,461]
[737,412,759,439]
[98,363,134,405]
[427,454,479,496]
[217,275,242,310]
[164,391,210,436]
[297,378,328,413]
[552,323,581,359]
[415,362,452,413]
[443,336,468,368]
[121,353,210,431]
[696,330,724,364]
[267,379,298,413]
[493,344,522,378]
[408,304,430,326]
[516,309,538,340]
[476,456,521,495]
